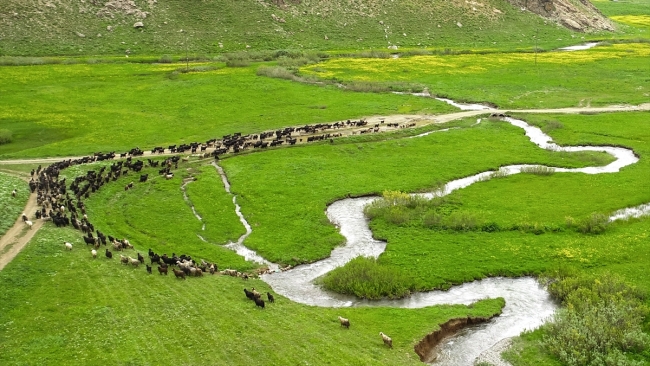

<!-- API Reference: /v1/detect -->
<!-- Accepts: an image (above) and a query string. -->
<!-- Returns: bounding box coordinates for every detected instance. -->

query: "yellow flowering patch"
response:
[301,44,650,81]
[611,15,650,28]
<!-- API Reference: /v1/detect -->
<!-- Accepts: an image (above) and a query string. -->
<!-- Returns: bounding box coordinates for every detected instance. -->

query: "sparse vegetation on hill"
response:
[0,0,608,56]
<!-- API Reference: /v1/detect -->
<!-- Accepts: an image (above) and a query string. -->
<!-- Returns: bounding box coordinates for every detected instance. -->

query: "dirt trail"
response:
[0,190,42,270]
[0,102,648,270]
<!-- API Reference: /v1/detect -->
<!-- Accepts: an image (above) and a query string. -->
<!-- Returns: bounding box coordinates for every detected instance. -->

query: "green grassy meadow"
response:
[300,43,650,108]
[0,62,453,159]
[0,225,504,365]
[1,2,650,364]
[0,173,28,237]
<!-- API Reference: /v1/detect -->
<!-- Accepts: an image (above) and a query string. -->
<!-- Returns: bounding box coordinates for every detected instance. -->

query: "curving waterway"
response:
[206,104,643,365]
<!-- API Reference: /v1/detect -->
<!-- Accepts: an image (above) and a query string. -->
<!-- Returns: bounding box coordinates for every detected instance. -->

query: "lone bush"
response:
[577,213,609,234]
[159,55,173,63]
[321,257,412,299]
[0,129,12,144]
[543,272,649,366]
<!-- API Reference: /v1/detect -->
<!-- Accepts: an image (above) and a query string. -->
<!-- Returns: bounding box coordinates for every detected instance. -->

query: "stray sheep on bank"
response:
[338,316,350,329]
[380,332,392,348]
[64,242,73,250]
[91,249,97,258]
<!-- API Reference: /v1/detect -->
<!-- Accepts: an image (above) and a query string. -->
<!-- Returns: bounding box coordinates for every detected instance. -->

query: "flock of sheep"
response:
[8,119,403,350]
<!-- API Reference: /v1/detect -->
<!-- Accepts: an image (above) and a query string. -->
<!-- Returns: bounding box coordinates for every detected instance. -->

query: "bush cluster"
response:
[543,272,649,366]
[0,129,12,145]
[321,257,413,299]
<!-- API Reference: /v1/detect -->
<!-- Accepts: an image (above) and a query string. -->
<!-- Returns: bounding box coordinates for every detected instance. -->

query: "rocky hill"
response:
[0,0,615,56]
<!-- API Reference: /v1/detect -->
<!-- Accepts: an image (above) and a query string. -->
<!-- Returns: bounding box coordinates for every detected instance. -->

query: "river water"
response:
[205,104,643,364]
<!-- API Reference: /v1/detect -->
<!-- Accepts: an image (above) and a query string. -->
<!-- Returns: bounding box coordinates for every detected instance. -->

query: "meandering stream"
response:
[195,101,643,364]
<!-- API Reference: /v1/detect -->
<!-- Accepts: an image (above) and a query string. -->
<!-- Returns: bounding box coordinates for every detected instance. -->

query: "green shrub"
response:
[576,213,609,234]
[256,66,299,81]
[159,55,173,63]
[520,165,555,176]
[445,211,480,231]
[321,257,413,299]
[0,129,12,144]
[543,273,649,366]
[226,59,250,67]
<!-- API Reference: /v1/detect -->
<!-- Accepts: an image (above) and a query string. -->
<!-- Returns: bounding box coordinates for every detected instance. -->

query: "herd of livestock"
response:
[9,118,401,344]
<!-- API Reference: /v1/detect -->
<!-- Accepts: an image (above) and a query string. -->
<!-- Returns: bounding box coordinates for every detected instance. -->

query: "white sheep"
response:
[165,173,174,180]
[91,249,97,258]
[338,316,350,328]
[128,257,140,267]
[24,220,33,229]
[64,242,73,251]
[380,332,392,348]
[11,189,16,197]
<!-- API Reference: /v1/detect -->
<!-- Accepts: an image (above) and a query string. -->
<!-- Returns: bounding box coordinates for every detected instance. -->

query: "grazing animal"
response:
[157,265,168,275]
[25,220,33,229]
[21,213,27,222]
[254,298,265,309]
[137,252,144,264]
[120,255,129,265]
[128,257,140,267]
[380,332,393,348]
[338,316,350,329]
[12,189,16,197]
[244,288,255,301]
[64,242,73,251]
[146,264,152,274]
[267,292,275,303]
[105,249,113,259]
[251,288,261,299]
[91,249,97,259]
[173,269,186,280]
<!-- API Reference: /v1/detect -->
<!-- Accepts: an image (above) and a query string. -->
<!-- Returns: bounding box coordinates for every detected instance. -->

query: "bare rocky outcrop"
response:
[508,0,615,32]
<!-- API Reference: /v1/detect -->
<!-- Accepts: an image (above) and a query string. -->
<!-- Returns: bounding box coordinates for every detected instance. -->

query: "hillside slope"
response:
[0,0,615,56]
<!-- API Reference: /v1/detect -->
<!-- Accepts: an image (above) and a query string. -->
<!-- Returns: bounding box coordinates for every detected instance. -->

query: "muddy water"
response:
[213,114,642,364]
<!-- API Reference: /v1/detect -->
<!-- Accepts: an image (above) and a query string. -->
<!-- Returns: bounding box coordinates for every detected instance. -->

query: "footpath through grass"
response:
[0,225,504,365]
[301,43,650,109]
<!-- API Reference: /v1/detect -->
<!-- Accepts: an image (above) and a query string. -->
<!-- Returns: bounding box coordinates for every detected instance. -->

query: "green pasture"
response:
[219,117,613,266]
[301,43,650,109]
[0,62,453,159]
[338,112,650,292]
[0,173,28,237]
[0,225,504,365]
[591,0,650,17]
[82,161,253,271]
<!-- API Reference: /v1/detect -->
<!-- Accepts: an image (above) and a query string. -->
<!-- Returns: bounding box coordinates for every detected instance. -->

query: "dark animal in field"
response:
[12,189,16,197]
[139,174,148,182]
[251,288,261,299]
[146,265,152,274]
[105,249,113,259]
[158,265,168,275]
[21,213,28,222]
[267,292,275,303]
[380,332,393,348]
[137,252,145,264]
[244,288,255,301]
[254,298,265,309]
[83,236,96,245]
[338,316,350,329]
[173,269,186,280]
